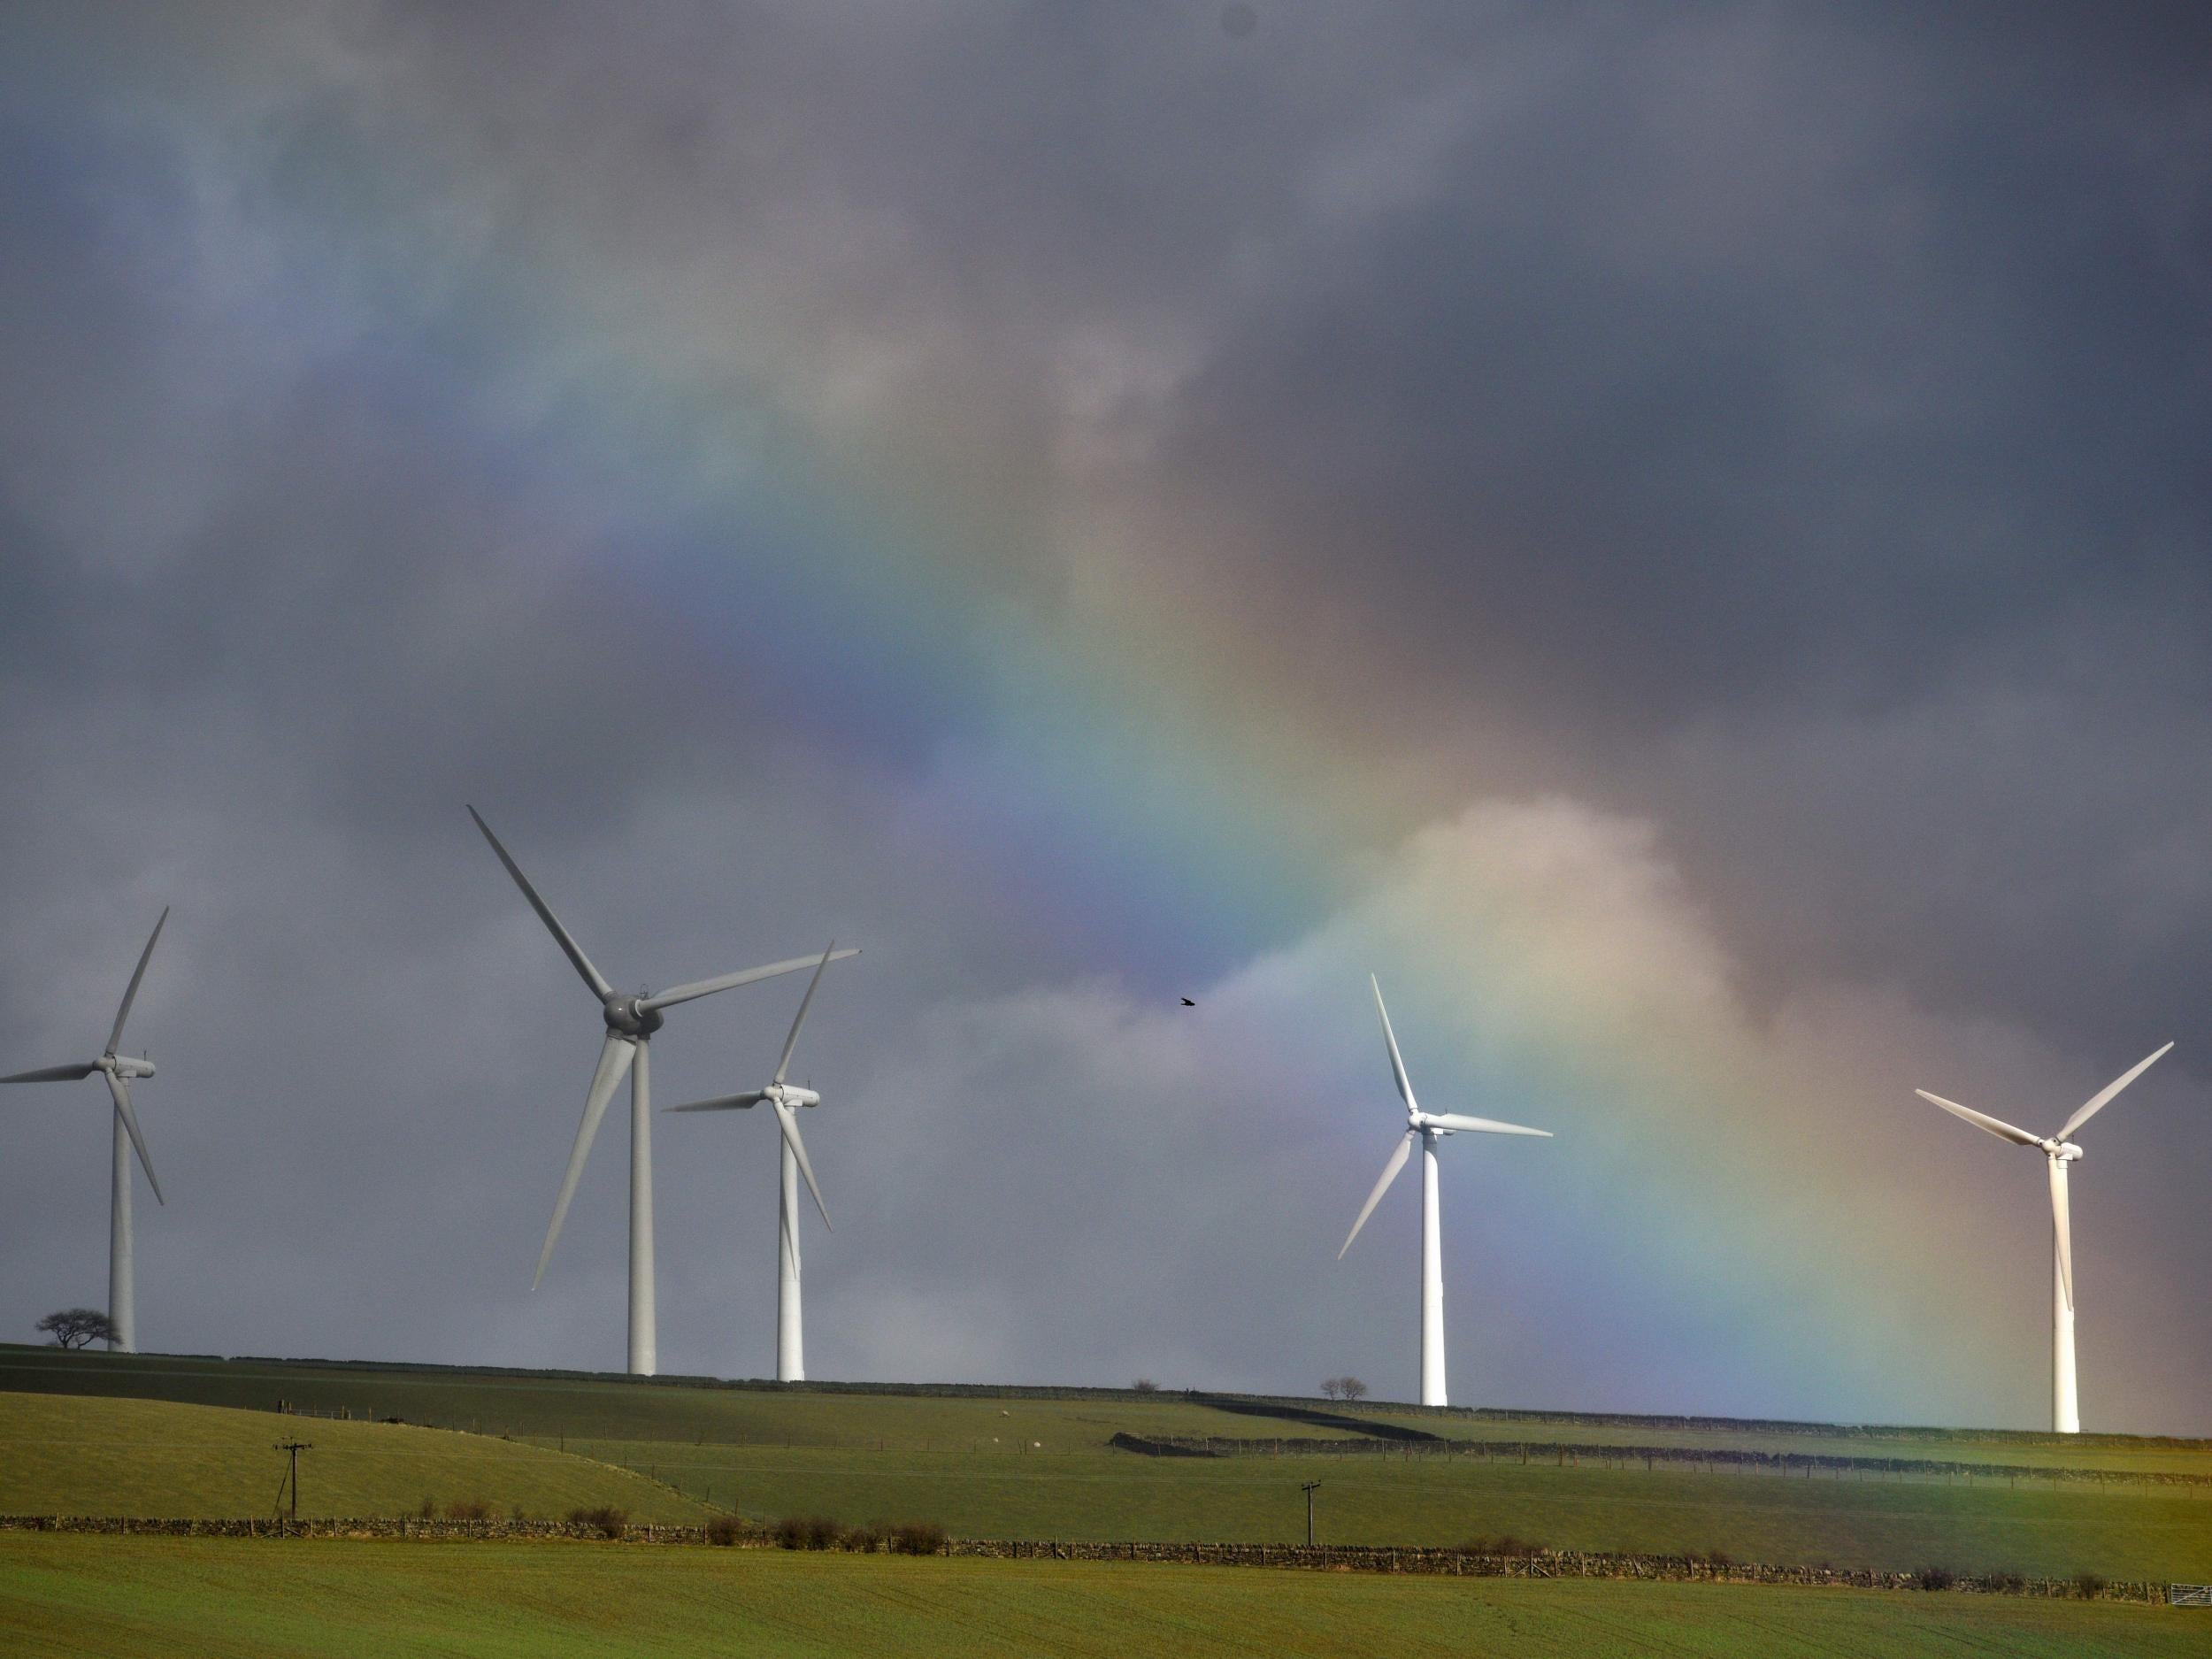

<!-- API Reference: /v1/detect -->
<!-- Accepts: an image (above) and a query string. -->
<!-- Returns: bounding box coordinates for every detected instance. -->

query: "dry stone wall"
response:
[0,1514,2173,1602]
[1107,1432,2212,1491]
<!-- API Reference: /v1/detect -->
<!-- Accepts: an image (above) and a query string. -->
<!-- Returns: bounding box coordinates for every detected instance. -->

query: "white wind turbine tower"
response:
[2,910,169,1352]
[470,807,855,1376]
[1916,1041,2171,1434]
[1337,976,1550,1407]
[669,941,843,1382]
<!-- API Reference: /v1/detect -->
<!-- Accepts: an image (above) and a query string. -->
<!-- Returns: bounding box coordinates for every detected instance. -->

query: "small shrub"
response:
[1914,1565,1955,1591]
[839,1523,885,1553]
[887,1521,947,1555]
[443,1498,492,1521]
[1132,1379,1159,1393]
[705,1515,747,1548]
[2074,1572,2107,1600]
[417,1496,436,1521]
[1987,1571,2026,1594]
[775,1515,841,1550]
[566,1506,628,1540]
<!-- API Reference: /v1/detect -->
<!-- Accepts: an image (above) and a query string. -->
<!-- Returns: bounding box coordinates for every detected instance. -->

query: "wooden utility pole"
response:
[1301,1480,1321,1547]
[273,1440,313,1523]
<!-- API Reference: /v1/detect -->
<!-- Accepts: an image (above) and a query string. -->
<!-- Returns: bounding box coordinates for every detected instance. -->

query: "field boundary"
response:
[0,1514,2177,1603]
[1107,1432,2212,1491]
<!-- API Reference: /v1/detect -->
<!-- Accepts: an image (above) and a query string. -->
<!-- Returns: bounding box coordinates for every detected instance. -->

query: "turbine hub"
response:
[602,995,663,1040]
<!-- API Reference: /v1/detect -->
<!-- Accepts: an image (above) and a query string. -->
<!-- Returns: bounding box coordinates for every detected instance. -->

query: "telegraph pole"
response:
[1301,1479,1321,1547]
[273,1440,313,1525]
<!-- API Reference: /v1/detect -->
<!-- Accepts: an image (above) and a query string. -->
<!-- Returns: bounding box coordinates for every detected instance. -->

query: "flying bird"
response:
[1180,997,1196,1007]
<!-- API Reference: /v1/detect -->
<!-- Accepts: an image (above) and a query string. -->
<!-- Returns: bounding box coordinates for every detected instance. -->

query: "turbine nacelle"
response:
[770,1083,820,1109]
[601,994,664,1041]
[104,1055,157,1080]
[2049,1141,2083,1162]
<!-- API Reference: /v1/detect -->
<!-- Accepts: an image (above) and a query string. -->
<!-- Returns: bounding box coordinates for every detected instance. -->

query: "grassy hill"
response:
[0,1394,707,1524]
[0,1347,1335,1448]
[550,1435,2212,1578]
[4,1347,2208,1577]
[4,1534,2207,1659]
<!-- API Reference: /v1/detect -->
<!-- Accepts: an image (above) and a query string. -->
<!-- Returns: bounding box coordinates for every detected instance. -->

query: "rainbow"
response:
[17,53,2071,1428]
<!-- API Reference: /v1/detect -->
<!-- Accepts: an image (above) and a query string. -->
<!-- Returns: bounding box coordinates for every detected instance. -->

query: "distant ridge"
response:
[4,1345,2207,1450]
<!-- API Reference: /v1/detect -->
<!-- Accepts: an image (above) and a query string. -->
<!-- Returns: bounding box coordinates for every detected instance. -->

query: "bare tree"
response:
[36,1308,116,1350]
[1131,1379,1159,1393]
[1319,1378,1343,1401]
[1339,1377,1369,1402]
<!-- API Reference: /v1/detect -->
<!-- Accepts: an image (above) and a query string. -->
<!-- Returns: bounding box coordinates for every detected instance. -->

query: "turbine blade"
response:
[1338,1131,1414,1259]
[1914,1089,2044,1148]
[773,943,838,1086]
[1425,1111,1553,1138]
[104,1071,162,1205]
[1371,975,1419,1116]
[771,1098,831,1231]
[665,1092,769,1113]
[0,1063,99,1084]
[2057,1042,2173,1141]
[533,1036,635,1288]
[640,949,859,1014]
[468,807,614,1002]
[106,908,168,1056]
[2048,1157,2073,1311]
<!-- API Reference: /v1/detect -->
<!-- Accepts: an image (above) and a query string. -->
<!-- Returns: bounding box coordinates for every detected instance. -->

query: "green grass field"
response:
[5,1347,2208,1578]
[0,1394,708,1525]
[2,1534,2203,1659]
[0,1348,1318,1448]
[7,1344,2204,1471]
[1343,1408,2212,1477]
[554,1436,2212,1578]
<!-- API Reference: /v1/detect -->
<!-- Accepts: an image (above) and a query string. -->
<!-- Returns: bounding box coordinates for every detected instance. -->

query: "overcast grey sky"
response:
[2,4,2208,1432]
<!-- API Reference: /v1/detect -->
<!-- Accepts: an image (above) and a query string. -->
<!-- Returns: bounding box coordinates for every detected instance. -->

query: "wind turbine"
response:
[2,909,169,1353]
[1337,976,1550,1407]
[468,807,856,1376]
[1916,1041,2171,1433]
[669,941,842,1382]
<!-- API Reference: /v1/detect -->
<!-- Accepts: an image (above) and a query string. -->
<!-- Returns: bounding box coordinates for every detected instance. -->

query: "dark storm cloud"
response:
[0,4,2207,1423]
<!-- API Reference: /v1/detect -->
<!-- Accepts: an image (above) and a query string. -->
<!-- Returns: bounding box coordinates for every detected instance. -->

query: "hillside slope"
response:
[0,1394,708,1523]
